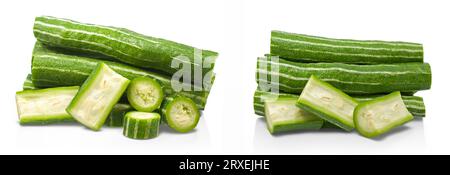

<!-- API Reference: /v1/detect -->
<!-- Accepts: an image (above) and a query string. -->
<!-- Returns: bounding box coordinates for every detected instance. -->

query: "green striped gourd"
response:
[31,42,209,109]
[123,111,160,139]
[256,55,431,95]
[271,30,423,64]
[33,16,218,77]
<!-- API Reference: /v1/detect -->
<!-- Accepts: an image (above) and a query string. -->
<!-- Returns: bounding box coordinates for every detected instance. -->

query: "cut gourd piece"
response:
[104,103,134,127]
[296,75,358,131]
[66,63,130,131]
[354,91,414,138]
[162,95,200,133]
[264,97,323,134]
[16,86,79,124]
[123,111,160,139]
[127,77,164,112]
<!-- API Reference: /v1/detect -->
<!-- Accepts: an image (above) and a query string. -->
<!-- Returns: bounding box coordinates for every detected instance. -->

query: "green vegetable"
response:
[321,122,341,129]
[354,91,414,138]
[23,74,38,90]
[257,55,432,94]
[31,42,209,109]
[66,63,130,131]
[264,97,323,134]
[253,89,297,116]
[161,95,200,133]
[271,30,423,64]
[253,89,426,118]
[16,86,79,124]
[33,16,218,77]
[296,75,358,131]
[104,103,134,127]
[123,111,160,139]
[354,95,425,118]
[127,77,164,112]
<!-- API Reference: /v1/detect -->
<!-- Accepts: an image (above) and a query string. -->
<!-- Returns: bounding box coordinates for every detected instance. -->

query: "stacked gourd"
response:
[254,31,431,138]
[16,16,218,139]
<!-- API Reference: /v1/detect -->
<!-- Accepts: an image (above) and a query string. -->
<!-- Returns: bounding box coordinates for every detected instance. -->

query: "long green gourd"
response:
[256,55,431,94]
[16,86,79,124]
[32,42,209,109]
[253,90,426,118]
[271,30,423,64]
[354,91,414,138]
[33,16,218,77]
[66,63,130,131]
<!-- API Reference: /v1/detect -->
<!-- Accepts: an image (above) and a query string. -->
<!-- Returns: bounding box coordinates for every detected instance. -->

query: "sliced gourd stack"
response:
[15,16,211,140]
[255,31,431,138]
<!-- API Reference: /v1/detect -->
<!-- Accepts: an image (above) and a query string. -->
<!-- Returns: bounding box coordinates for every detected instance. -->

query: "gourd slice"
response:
[16,86,79,124]
[354,91,414,138]
[264,97,323,134]
[296,75,358,131]
[66,63,130,131]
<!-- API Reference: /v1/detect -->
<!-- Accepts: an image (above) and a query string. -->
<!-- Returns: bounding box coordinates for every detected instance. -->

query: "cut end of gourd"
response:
[264,97,323,134]
[127,77,164,112]
[16,86,79,124]
[67,63,130,131]
[165,96,200,133]
[355,92,414,138]
[298,75,357,130]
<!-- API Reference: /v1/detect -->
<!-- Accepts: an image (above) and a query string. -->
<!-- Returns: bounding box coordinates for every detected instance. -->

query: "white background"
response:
[0,0,448,154]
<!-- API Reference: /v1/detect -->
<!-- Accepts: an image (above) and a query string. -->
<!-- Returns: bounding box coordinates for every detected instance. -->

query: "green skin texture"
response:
[253,89,426,118]
[257,55,432,95]
[33,16,218,77]
[16,86,79,124]
[32,42,209,109]
[264,97,323,134]
[354,91,414,138]
[104,103,134,127]
[23,74,38,90]
[123,111,160,139]
[296,76,358,131]
[66,63,130,131]
[162,95,200,133]
[127,77,164,112]
[270,30,423,64]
